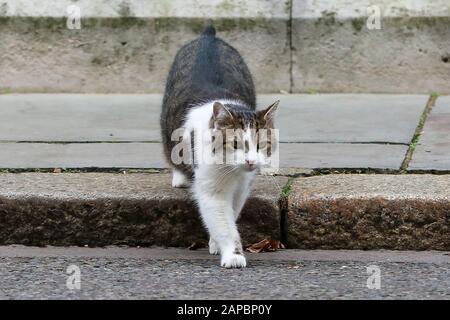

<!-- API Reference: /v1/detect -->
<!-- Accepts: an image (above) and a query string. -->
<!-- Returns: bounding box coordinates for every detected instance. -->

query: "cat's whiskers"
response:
[260,170,282,193]
[214,165,239,188]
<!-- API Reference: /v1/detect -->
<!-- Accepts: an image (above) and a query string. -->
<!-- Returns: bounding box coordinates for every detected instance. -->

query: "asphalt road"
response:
[1,246,449,300]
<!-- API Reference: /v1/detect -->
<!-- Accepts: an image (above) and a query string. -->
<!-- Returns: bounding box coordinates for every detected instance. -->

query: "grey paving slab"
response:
[0,143,166,169]
[279,143,407,170]
[409,96,450,171]
[0,142,407,170]
[260,94,427,143]
[0,94,161,142]
[1,94,426,143]
[0,93,415,170]
[0,143,407,169]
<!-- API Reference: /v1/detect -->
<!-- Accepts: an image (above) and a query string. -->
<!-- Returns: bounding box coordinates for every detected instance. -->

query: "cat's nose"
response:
[245,159,256,170]
[245,159,255,165]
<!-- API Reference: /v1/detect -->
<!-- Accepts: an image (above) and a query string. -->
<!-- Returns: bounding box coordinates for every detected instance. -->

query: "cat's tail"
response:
[192,24,220,85]
[202,25,216,37]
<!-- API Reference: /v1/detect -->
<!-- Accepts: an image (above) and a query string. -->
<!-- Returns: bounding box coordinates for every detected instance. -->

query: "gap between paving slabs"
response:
[400,94,439,172]
[278,177,294,246]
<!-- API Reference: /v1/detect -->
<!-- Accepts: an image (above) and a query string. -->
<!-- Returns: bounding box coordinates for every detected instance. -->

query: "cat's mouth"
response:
[243,163,258,171]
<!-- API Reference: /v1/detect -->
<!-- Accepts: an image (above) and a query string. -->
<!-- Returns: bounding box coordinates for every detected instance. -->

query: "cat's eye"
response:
[233,140,238,150]
[258,139,267,151]
[244,140,249,153]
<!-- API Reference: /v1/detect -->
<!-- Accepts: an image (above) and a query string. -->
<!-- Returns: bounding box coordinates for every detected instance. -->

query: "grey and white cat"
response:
[160,26,279,268]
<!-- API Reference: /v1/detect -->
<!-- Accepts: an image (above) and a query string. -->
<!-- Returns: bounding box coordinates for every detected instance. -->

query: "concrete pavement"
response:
[1,247,450,299]
[2,93,446,171]
[0,93,449,251]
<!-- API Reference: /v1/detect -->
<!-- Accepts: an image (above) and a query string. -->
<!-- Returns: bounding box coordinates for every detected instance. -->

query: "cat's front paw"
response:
[209,238,220,255]
[172,170,190,188]
[221,253,247,268]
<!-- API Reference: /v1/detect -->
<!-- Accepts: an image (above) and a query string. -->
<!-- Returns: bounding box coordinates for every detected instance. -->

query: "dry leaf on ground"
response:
[245,238,285,253]
[188,240,208,250]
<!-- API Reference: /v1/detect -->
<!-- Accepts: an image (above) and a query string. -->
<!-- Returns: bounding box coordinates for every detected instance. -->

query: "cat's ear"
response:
[259,100,280,121]
[213,102,233,119]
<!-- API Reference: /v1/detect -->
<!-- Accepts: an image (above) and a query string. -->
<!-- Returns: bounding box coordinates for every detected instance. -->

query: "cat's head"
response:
[209,100,279,171]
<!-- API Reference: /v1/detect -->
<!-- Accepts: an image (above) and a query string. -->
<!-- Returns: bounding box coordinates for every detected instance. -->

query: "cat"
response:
[160,25,279,268]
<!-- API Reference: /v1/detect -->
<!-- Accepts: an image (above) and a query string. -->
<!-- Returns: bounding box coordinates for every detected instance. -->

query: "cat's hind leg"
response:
[172,169,190,188]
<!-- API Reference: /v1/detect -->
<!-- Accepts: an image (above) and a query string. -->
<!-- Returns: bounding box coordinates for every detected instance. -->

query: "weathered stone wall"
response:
[0,0,448,93]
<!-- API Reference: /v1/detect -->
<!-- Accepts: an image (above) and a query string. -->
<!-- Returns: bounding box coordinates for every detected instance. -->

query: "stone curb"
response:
[1,173,450,250]
[287,174,450,250]
[0,173,286,247]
